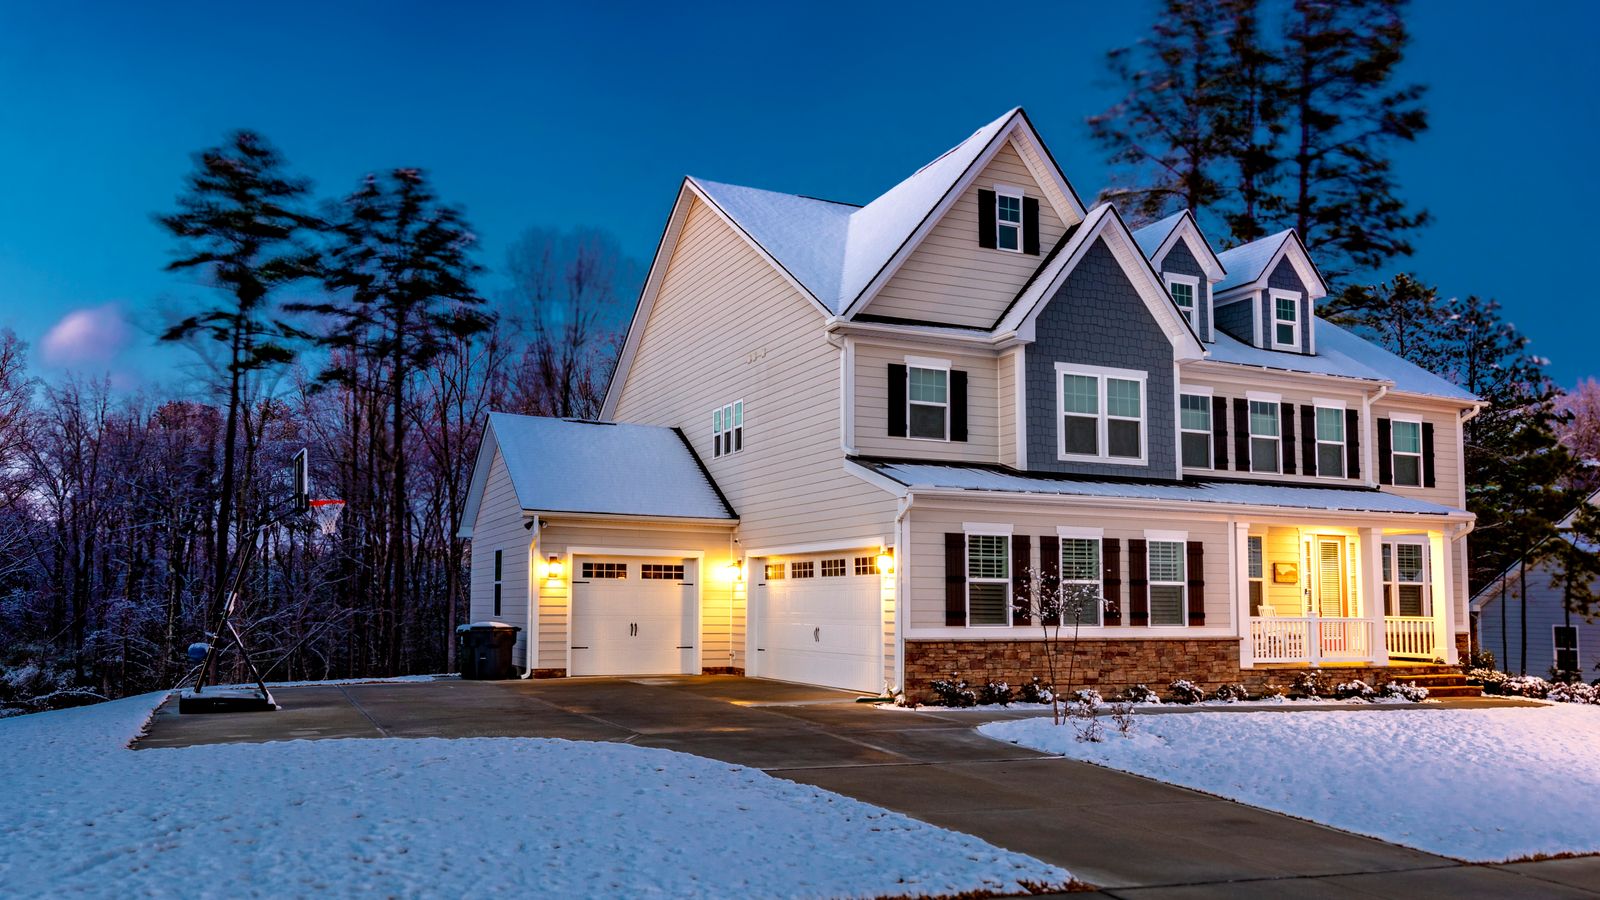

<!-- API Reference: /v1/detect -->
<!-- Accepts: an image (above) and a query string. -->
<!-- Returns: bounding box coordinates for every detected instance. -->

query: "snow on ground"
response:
[982,704,1600,862]
[1,694,1071,898]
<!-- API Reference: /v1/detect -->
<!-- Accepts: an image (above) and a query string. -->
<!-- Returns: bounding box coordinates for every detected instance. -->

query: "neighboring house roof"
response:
[1215,229,1328,298]
[852,458,1468,517]
[1201,319,1479,402]
[1131,209,1226,283]
[457,413,736,537]
[1470,488,1600,611]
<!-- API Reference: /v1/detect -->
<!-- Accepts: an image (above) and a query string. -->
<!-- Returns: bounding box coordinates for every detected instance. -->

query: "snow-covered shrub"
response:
[1499,676,1552,699]
[978,680,1015,707]
[1168,679,1205,704]
[1462,647,1497,671]
[1465,667,1506,689]
[1109,700,1137,736]
[1018,676,1053,705]
[1072,688,1103,709]
[1258,682,1287,701]
[1067,689,1105,743]
[1380,681,1429,702]
[1334,679,1377,701]
[1121,684,1161,705]
[1547,681,1599,704]
[1210,683,1249,703]
[0,660,67,705]
[929,673,977,707]
[1292,670,1330,698]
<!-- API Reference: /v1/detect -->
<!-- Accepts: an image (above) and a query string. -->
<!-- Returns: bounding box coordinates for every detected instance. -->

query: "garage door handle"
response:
[676,645,694,649]
[572,646,589,650]
[814,627,820,642]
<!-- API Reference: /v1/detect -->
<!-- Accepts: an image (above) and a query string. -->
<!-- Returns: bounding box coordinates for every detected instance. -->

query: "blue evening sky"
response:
[0,1,1594,389]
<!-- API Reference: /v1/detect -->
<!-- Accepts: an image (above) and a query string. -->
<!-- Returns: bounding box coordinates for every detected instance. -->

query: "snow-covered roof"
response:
[690,108,1029,315]
[1215,230,1295,293]
[1201,319,1478,402]
[458,414,735,535]
[1132,210,1188,259]
[854,459,1467,517]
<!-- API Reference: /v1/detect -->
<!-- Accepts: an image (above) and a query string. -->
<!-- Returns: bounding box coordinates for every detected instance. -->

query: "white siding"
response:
[1177,366,1369,485]
[852,340,1002,464]
[469,450,533,667]
[1373,400,1464,510]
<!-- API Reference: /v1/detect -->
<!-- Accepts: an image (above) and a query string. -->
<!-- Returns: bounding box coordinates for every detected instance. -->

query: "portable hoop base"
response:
[178,687,276,714]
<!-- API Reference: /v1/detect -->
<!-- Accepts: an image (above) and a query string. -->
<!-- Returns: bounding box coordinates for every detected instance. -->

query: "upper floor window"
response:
[1391,418,1423,486]
[995,187,1023,252]
[1248,398,1281,473]
[1057,363,1146,464]
[1271,291,1300,351]
[1179,392,1212,469]
[966,532,1011,626]
[712,400,743,458]
[907,365,949,440]
[1315,404,1345,478]
[1166,274,1199,329]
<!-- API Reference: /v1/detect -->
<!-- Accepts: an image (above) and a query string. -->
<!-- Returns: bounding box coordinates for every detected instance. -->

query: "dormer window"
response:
[995,188,1023,252]
[1165,274,1199,329]
[1271,291,1301,351]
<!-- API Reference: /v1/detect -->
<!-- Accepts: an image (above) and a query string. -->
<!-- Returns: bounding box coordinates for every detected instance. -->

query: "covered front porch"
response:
[1237,523,1456,667]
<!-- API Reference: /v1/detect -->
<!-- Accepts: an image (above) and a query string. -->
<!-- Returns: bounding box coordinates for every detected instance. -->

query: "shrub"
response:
[978,680,1015,707]
[1549,667,1585,685]
[1122,684,1161,704]
[1258,682,1287,701]
[1073,688,1103,709]
[1018,675,1053,705]
[1548,681,1599,704]
[1210,683,1249,703]
[1465,667,1506,689]
[1109,700,1137,736]
[1462,647,1497,671]
[1334,679,1376,701]
[1292,670,1331,698]
[1380,681,1429,702]
[1499,675,1552,699]
[1168,679,1205,704]
[930,673,977,707]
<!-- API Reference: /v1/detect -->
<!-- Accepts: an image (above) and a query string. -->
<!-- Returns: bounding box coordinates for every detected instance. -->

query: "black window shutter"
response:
[1233,398,1250,472]
[888,364,907,437]
[1280,402,1298,475]
[1102,538,1122,625]
[1011,534,1031,625]
[1186,541,1206,626]
[1022,197,1041,255]
[1300,406,1318,475]
[1377,418,1393,485]
[1128,539,1149,626]
[1345,409,1361,479]
[1422,422,1436,488]
[977,189,997,249]
[945,533,967,626]
[1040,535,1061,626]
[950,370,968,442]
[1212,396,1229,470]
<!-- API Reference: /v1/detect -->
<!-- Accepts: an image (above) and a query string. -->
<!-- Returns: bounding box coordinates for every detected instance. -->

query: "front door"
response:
[1316,538,1346,618]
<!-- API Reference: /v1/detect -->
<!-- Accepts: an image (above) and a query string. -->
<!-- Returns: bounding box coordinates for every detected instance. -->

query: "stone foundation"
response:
[904,639,1459,704]
[1455,632,1472,661]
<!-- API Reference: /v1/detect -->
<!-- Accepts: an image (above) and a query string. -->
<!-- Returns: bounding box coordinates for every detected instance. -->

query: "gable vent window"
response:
[1058,363,1146,463]
[1391,419,1423,487]
[1166,275,1199,329]
[1179,393,1212,469]
[1271,292,1301,351]
[712,400,743,458]
[1248,399,1281,473]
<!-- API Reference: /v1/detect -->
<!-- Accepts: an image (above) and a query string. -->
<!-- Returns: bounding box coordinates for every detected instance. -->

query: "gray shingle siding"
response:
[1214,297,1255,344]
[1476,559,1600,677]
[1265,258,1314,354]
[1024,237,1178,479]
[1159,241,1211,342]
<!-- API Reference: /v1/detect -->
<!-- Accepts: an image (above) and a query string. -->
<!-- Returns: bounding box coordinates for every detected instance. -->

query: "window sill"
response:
[1058,452,1148,465]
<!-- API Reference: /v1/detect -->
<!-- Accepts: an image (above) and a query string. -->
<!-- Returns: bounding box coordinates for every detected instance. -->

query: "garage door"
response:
[756,552,883,693]
[570,556,696,677]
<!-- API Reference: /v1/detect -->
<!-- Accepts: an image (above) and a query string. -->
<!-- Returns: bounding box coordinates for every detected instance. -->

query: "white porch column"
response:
[1234,522,1253,669]
[1361,527,1386,665]
[1433,531,1458,664]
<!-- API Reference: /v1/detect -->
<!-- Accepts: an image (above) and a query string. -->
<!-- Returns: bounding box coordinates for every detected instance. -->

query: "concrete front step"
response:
[1420,686,1485,698]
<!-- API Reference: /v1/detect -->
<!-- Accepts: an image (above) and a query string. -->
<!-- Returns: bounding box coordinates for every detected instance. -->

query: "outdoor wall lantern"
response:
[722,559,744,583]
[543,554,564,580]
[876,549,895,575]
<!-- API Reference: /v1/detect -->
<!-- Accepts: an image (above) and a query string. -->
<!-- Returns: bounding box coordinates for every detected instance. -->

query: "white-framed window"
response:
[1247,535,1264,615]
[1248,396,1281,474]
[1381,540,1429,617]
[995,185,1024,253]
[764,562,785,580]
[821,558,846,577]
[1179,392,1212,469]
[1147,533,1187,626]
[907,363,949,441]
[966,532,1011,627]
[1555,625,1579,673]
[1270,290,1301,351]
[792,560,815,579]
[1314,403,1346,478]
[493,549,503,616]
[1391,417,1423,487]
[712,400,743,458]
[1056,363,1147,463]
[1059,533,1103,626]
[1165,273,1199,329]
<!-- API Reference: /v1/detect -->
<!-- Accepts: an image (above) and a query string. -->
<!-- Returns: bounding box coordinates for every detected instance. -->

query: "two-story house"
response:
[458,108,1479,699]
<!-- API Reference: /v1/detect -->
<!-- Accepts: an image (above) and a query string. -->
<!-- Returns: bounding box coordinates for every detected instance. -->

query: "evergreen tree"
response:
[1548,494,1600,619]
[1214,0,1285,244]
[157,132,317,616]
[1320,273,1446,368]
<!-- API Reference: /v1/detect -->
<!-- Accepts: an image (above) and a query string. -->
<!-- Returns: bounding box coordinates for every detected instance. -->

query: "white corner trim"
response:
[1012,350,1028,470]
[905,355,951,370]
[963,522,1014,536]
[1057,525,1105,539]
[1145,529,1188,543]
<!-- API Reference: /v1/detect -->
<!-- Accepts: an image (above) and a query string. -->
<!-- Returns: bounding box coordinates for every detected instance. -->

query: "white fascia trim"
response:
[907,486,1472,524]
[743,536,889,558]
[1057,525,1104,539]
[1389,411,1425,424]
[1222,232,1329,301]
[1152,217,1227,283]
[842,336,856,454]
[1145,529,1189,542]
[530,510,739,527]
[1246,390,1282,404]
[455,423,501,539]
[843,459,911,498]
[963,522,1014,535]
[1012,349,1028,470]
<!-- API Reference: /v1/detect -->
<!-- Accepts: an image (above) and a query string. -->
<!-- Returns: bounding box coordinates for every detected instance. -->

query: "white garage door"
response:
[570,556,696,677]
[757,552,883,693]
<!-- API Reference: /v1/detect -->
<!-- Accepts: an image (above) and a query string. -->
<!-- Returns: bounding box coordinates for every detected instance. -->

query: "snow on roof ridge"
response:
[1131,209,1189,258]
[1215,229,1296,292]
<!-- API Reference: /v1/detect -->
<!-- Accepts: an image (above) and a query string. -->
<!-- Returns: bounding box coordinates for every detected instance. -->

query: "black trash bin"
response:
[457,622,521,680]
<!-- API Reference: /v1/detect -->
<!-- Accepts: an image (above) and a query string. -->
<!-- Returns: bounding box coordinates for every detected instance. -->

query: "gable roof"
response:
[1131,209,1226,282]
[1470,489,1600,610]
[1215,229,1328,298]
[457,413,736,537]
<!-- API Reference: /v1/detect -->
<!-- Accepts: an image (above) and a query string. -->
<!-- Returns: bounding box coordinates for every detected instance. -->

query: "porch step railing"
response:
[1384,616,1437,660]
[1248,616,1371,664]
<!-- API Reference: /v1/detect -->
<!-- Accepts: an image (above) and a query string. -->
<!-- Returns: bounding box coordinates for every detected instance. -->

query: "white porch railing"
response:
[1384,616,1438,660]
[1248,616,1371,664]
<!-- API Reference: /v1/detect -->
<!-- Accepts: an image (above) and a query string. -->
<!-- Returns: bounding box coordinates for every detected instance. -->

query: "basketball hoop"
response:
[309,499,345,536]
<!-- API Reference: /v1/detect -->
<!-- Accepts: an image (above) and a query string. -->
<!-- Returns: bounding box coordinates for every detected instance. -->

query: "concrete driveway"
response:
[141,676,1600,898]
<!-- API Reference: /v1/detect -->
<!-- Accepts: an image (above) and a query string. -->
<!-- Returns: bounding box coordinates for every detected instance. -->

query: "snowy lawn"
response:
[2,694,1072,898]
[982,704,1600,862]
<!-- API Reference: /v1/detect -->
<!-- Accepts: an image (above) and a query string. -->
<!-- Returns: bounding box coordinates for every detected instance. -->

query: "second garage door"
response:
[570,556,696,677]
[756,552,883,693]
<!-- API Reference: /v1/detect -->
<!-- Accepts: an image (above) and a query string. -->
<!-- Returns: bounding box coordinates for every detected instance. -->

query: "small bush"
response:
[1549,667,1585,685]
[1334,679,1376,701]
[1465,667,1506,689]
[929,673,977,707]
[1168,679,1205,704]
[1499,675,1552,699]
[1461,647,1497,671]
[1109,700,1137,736]
[1292,670,1331,698]
[1380,681,1429,702]
[978,680,1015,707]
[1122,684,1161,704]
[1018,676,1053,705]
[1548,681,1599,704]
[1258,682,1287,701]
[1073,688,1103,709]
[1210,683,1249,703]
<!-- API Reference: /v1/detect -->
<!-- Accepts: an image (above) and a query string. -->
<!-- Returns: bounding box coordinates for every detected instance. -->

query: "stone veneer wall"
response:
[904,639,1456,704]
